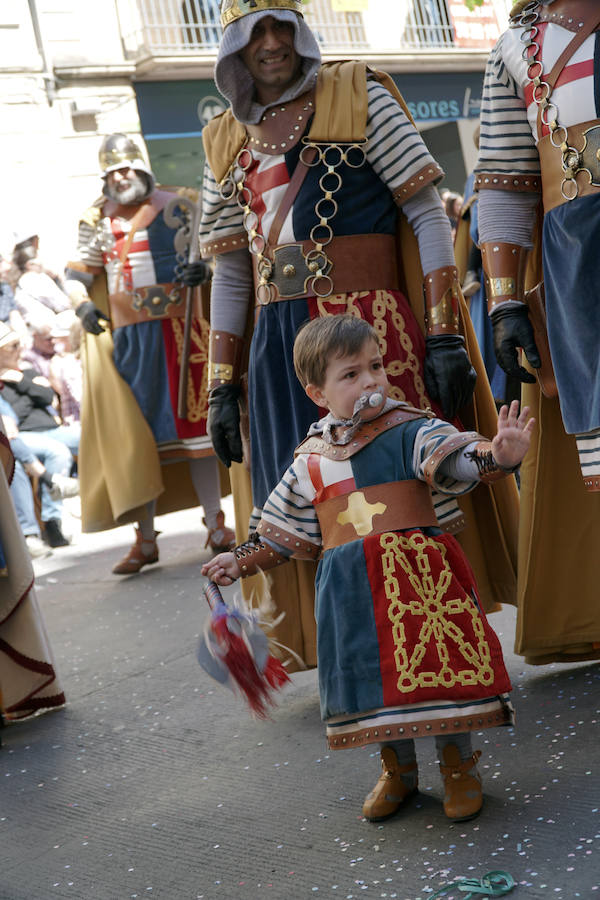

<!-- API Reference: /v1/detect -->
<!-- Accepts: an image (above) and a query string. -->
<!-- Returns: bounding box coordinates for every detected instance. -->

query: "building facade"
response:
[1,0,510,269]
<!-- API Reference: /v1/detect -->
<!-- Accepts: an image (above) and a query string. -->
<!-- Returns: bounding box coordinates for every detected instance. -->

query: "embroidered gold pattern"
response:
[381,532,494,693]
[170,317,210,423]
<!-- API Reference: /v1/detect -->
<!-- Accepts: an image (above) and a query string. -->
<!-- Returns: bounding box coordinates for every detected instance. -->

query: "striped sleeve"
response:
[199,158,247,257]
[413,419,480,496]
[76,220,105,269]
[365,79,443,201]
[475,34,541,178]
[259,459,322,554]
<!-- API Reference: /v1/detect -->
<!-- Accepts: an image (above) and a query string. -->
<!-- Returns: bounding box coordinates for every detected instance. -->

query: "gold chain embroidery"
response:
[171,317,210,423]
[381,531,494,693]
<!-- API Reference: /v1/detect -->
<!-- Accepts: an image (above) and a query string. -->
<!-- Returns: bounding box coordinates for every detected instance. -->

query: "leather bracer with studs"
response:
[208,330,245,391]
[465,441,519,484]
[234,533,287,578]
[423,266,461,335]
[480,242,529,316]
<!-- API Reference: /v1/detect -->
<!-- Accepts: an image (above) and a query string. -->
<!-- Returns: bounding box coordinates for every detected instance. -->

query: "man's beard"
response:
[105,173,150,205]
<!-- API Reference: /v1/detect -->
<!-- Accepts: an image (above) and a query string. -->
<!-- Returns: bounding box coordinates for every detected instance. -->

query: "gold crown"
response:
[220,0,303,30]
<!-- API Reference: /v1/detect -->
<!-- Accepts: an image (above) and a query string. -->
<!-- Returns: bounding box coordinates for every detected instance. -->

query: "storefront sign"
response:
[392,70,484,122]
[135,67,486,147]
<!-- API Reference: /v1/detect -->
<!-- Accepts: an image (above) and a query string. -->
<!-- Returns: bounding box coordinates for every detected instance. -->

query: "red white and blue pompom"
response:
[197,580,291,718]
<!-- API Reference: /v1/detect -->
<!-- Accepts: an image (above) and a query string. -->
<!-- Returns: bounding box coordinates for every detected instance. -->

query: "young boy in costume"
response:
[202,315,534,822]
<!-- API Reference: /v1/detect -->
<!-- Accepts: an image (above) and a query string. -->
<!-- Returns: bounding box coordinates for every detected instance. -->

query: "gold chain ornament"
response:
[514,0,591,200]
[218,139,367,302]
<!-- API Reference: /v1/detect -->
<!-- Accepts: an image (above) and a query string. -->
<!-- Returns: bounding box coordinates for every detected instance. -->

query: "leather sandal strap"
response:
[439,750,481,777]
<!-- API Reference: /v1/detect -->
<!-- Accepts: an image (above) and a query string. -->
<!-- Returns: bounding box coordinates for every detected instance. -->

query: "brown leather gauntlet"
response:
[465,441,519,484]
[480,242,529,315]
[423,266,460,335]
[234,533,288,577]
[208,330,245,391]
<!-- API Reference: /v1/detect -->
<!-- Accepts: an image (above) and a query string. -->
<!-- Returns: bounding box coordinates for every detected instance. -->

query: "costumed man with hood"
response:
[65,134,235,574]
[474,0,600,664]
[194,0,519,713]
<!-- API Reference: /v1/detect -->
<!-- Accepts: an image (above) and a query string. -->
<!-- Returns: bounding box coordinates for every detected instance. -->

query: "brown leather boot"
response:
[112,528,159,575]
[362,747,418,822]
[439,745,483,821]
[204,511,236,554]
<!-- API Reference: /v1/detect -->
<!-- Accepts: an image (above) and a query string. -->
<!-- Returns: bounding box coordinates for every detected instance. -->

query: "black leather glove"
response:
[424,334,477,420]
[76,300,109,335]
[208,384,243,468]
[490,304,541,383]
[180,260,212,287]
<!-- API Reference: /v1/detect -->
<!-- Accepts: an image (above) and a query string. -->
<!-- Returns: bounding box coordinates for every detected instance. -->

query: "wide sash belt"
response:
[109,283,200,328]
[251,233,399,304]
[538,119,600,213]
[315,479,438,551]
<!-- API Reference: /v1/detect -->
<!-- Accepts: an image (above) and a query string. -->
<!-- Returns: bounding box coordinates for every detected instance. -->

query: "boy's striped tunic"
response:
[257,412,513,749]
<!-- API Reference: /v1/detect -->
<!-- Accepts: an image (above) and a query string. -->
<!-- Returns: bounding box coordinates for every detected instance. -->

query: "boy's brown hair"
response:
[293,315,380,388]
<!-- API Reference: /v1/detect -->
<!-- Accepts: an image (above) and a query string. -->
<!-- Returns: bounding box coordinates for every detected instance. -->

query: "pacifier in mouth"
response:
[352,391,384,418]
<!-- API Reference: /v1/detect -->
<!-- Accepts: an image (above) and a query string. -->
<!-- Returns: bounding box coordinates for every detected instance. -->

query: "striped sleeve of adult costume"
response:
[199,158,246,256]
[576,428,600,488]
[475,35,541,178]
[77,220,105,269]
[365,79,443,196]
[259,460,322,553]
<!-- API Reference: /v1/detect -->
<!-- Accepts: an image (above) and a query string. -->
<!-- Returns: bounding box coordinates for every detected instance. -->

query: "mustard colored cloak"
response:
[511,214,600,664]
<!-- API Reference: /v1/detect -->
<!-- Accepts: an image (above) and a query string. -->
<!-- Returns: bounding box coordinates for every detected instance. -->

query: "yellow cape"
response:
[512,210,600,664]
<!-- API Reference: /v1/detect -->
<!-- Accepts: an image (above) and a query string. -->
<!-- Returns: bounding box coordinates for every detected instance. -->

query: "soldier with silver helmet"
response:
[64,132,235,574]
[195,0,521,821]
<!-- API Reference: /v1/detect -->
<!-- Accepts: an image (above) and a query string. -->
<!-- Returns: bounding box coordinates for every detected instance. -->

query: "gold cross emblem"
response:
[337,491,387,537]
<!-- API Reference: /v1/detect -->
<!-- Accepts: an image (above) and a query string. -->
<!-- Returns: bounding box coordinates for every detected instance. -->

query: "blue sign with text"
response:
[134,68,485,142]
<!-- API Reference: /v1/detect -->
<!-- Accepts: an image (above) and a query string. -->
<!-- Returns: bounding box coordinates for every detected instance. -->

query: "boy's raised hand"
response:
[201,552,241,586]
[491,399,535,470]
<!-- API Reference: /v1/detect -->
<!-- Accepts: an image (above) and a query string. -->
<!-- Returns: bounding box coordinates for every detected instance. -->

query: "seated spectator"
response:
[21,321,58,379]
[0,253,28,341]
[11,232,71,330]
[49,310,82,424]
[0,396,78,557]
[0,322,80,548]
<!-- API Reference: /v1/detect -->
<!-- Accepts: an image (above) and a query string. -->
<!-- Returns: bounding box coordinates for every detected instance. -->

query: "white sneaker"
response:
[49,473,80,500]
[25,535,53,559]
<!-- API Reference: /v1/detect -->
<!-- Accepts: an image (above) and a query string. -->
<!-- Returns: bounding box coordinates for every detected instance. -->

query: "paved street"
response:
[1,498,599,900]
